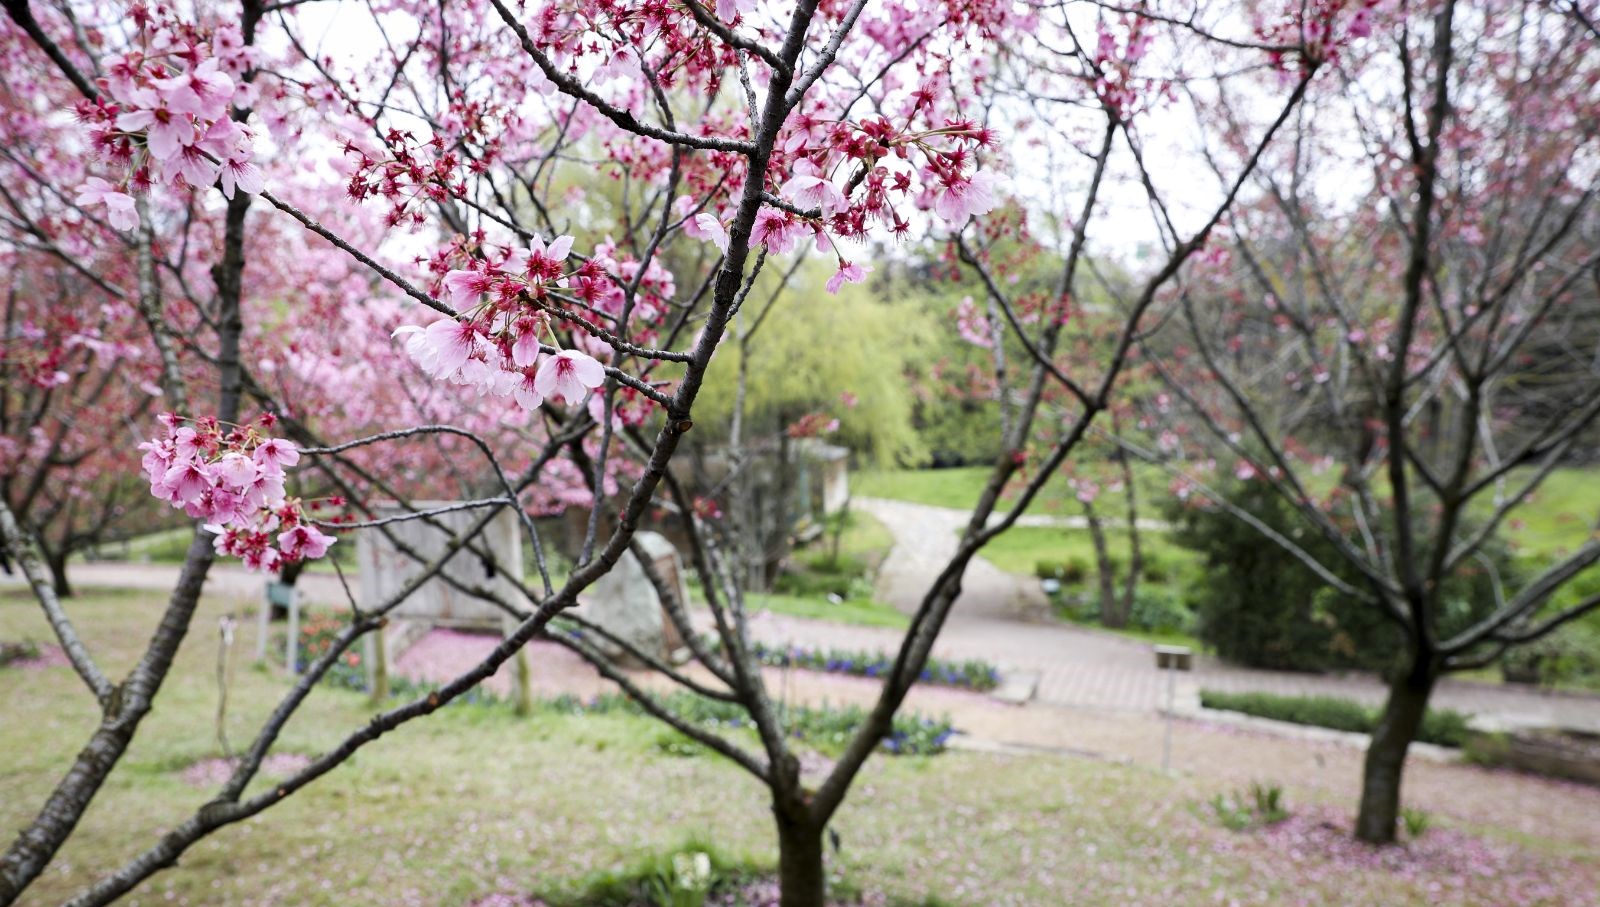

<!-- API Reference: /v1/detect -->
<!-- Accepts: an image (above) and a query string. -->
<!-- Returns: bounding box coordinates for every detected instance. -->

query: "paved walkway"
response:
[14,520,1600,733]
[853,497,1600,731]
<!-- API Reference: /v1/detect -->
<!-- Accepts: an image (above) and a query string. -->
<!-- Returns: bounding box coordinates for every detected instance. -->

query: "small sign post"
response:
[1154,644,1193,773]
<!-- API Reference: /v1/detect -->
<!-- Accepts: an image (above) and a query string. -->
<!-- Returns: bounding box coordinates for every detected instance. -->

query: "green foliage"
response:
[644,850,716,907]
[1209,793,1256,832]
[1170,479,1513,673]
[773,553,874,599]
[1199,690,1472,748]
[771,510,895,609]
[542,839,752,907]
[1034,557,1089,584]
[1125,587,1194,635]
[1501,614,1600,690]
[1251,782,1290,824]
[695,272,931,465]
[0,638,41,668]
[1208,782,1290,831]
[1171,481,1352,670]
[1400,806,1433,840]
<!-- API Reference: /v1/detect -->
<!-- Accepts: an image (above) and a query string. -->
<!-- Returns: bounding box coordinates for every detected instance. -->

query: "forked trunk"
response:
[1355,658,1437,843]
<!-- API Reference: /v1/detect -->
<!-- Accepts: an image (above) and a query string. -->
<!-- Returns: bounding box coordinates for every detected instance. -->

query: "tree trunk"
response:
[1114,420,1142,629]
[46,549,71,599]
[776,812,826,907]
[1082,501,1120,627]
[1355,658,1437,843]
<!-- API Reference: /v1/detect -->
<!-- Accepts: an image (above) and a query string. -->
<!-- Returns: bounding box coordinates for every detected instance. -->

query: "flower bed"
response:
[288,618,953,756]
[745,641,1001,692]
[547,692,955,757]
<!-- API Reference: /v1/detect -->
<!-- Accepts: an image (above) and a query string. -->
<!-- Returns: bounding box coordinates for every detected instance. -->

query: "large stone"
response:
[576,531,689,665]
[357,501,525,628]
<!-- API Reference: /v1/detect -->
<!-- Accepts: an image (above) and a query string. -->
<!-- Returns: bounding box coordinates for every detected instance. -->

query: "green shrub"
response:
[1139,555,1172,584]
[1127,588,1194,634]
[1171,480,1347,670]
[1501,622,1600,689]
[1199,689,1471,748]
[1170,475,1513,673]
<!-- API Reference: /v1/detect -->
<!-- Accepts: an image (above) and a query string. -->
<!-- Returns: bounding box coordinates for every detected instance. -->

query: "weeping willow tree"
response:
[690,264,930,586]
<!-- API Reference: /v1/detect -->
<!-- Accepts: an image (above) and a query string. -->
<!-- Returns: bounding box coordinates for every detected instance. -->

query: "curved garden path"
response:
[852,497,1600,732]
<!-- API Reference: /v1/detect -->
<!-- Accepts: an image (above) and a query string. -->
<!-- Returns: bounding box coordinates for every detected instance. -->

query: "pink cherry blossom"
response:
[512,371,545,411]
[74,178,139,231]
[211,452,258,487]
[511,326,542,369]
[252,437,299,473]
[152,59,234,120]
[752,208,805,253]
[162,144,222,190]
[686,212,729,253]
[218,155,263,199]
[825,261,872,294]
[534,349,606,406]
[116,89,193,160]
[441,269,494,311]
[278,524,336,560]
[716,0,757,20]
[781,160,848,216]
[932,169,1000,224]
[514,234,574,285]
[394,319,480,379]
[160,460,210,504]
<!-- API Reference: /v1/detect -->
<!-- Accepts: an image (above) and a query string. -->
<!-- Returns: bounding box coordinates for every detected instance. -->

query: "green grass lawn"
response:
[858,464,1600,558]
[692,510,910,629]
[853,463,1171,518]
[743,591,909,629]
[975,524,1195,579]
[4,586,1593,906]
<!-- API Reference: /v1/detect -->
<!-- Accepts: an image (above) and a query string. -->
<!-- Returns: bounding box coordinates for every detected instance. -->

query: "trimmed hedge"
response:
[1199,689,1472,748]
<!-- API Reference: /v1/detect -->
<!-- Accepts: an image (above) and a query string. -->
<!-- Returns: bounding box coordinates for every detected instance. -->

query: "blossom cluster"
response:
[488,2,1007,293]
[393,234,609,414]
[684,114,1003,292]
[139,413,335,573]
[1255,0,1380,70]
[73,18,262,230]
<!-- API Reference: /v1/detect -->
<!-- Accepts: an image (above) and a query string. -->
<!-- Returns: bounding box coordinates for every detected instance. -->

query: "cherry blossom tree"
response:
[1143,0,1600,844]
[1,2,1318,906]
[0,251,173,595]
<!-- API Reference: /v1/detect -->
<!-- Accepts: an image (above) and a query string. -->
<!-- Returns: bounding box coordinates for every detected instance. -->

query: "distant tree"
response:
[1151,0,1600,844]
